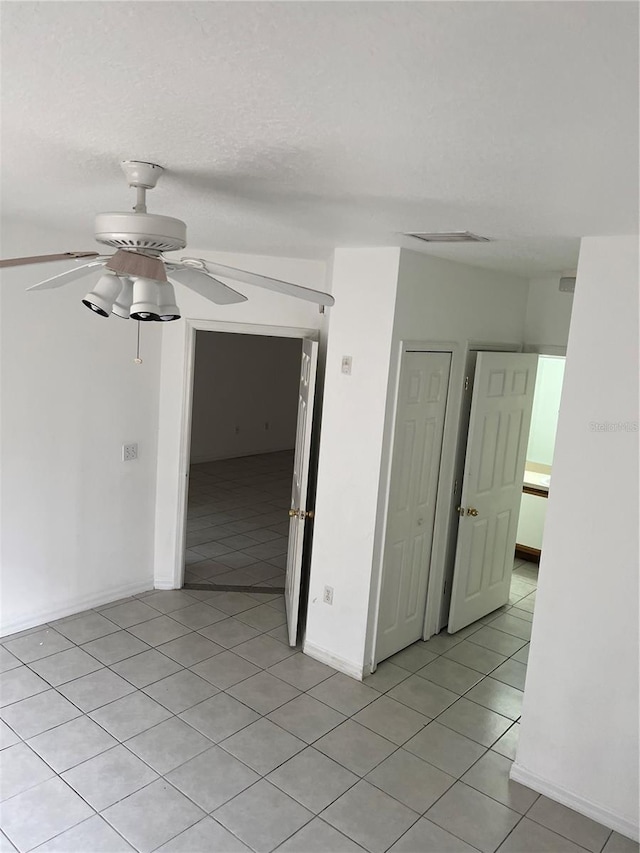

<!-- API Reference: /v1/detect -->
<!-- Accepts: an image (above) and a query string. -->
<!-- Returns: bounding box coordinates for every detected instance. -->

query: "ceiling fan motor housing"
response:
[94,212,187,253]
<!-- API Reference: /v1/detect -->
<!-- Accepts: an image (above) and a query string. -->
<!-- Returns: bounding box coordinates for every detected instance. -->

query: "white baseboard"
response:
[153,578,181,590]
[0,577,155,638]
[510,763,639,842]
[303,640,364,680]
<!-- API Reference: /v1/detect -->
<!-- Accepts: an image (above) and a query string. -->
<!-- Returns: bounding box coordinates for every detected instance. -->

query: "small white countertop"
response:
[523,470,550,492]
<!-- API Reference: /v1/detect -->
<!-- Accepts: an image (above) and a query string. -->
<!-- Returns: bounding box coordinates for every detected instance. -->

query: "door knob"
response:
[466,507,479,517]
[289,509,315,519]
[289,509,300,518]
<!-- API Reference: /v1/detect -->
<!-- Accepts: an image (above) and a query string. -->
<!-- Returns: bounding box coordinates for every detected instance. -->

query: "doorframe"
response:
[160,318,319,591]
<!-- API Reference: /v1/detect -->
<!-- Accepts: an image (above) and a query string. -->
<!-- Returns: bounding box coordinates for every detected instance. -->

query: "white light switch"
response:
[341,356,352,375]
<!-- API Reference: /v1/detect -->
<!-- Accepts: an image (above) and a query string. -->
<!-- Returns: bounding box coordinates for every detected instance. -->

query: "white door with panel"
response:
[285,338,318,646]
[448,352,538,633]
[376,351,451,662]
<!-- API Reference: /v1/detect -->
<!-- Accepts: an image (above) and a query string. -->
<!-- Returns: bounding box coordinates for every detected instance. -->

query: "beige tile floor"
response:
[1,558,637,851]
[183,452,293,590]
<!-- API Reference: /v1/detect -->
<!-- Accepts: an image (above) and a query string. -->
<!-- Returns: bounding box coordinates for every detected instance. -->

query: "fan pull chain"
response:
[134,321,143,364]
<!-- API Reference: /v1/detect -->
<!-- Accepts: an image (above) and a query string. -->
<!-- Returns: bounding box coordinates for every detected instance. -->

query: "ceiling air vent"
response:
[405,231,490,243]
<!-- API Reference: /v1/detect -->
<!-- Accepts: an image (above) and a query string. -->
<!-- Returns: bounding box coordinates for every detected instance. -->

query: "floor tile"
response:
[388,643,439,672]
[467,626,528,657]
[0,777,93,852]
[208,592,263,616]
[267,747,359,813]
[321,779,419,853]
[275,817,367,852]
[527,796,612,852]
[190,649,261,689]
[125,716,212,774]
[465,678,524,721]
[143,669,219,713]
[0,688,81,739]
[111,649,183,688]
[267,653,334,691]
[418,657,485,694]
[0,721,20,750]
[167,602,228,630]
[387,674,458,717]
[444,641,508,674]
[512,644,530,665]
[102,599,160,629]
[421,631,469,655]
[27,715,117,772]
[29,647,103,686]
[227,671,300,714]
[179,693,260,742]
[491,659,528,691]
[155,816,252,852]
[352,695,430,745]
[602,833,639,853]
[157,632,224,666]
[61,744,158,810]
[314,720,396,777]
[491,723,520,761]
[213,779,313,853]
[53,612,120,645]
[89,691,172,741]
[102,778,205,853]
[57,668,135,712]
[363,662,411,694]
[508,606,534,623]
[235,603,286,631]
[80,630,150,664]
[198,617,262,648]
[127,615,191,646]
[267,623,290,644]
[366,748,455,813]
[268,694,347,744]
[34,814,135,852]
[234,635,296,669]
[221,718,306,775]
[437,697,513,747]
[0,742,55,801]
[2,628,73,663]
[426,781,520,853]
[167,745,260,812]
[0,648,21,674]
[139,590,201,614]
[388,816,480,852]
[308,673,379,716]
[462,750,539,813]
[404,720,486,777]
[487,614,532,641]
[0,666,50,706]
[497,817,591,852]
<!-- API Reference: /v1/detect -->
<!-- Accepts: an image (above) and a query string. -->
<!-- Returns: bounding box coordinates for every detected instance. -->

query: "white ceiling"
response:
[2,1,638,276]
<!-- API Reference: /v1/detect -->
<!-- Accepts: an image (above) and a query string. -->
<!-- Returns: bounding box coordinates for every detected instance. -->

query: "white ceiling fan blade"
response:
[168,266,248,305]
[0,251,101,269]
[184,258,335,307]
[25,258,110,291]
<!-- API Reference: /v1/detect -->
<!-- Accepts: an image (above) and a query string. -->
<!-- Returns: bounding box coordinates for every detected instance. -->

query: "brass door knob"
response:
[466,507,479,517]
[289,508,315,519]
[289,509,300,518]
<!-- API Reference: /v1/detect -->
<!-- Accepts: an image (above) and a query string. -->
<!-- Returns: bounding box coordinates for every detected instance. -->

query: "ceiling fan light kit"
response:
[2,159,335,327]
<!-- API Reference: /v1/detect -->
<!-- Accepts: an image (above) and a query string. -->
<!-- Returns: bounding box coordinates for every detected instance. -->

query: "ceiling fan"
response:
[0,160,334,321]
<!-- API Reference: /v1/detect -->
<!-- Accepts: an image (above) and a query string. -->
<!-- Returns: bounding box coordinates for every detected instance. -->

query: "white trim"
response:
[303,639,364,680]
[0,578,154,637]
[510,763,639,842]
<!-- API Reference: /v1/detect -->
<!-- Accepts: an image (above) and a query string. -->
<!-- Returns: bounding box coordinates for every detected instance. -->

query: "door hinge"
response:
[443,579,448,596]
[464,375,470,391]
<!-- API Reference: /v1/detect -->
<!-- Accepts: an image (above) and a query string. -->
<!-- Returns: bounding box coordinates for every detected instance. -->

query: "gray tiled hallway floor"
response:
[1,563,637,853]
[183,452,293,589]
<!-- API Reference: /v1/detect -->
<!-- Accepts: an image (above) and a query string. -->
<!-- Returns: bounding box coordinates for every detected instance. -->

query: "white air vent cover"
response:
[405,231,490,243]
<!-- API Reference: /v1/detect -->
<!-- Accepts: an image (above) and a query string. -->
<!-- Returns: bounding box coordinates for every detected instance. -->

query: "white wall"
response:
[304,248,401,677]
[526,355,565,468]
[513,236,639,840]
[190,332,300,463]
[154,251,327,590]
[0,263,161,634]
[524,275,574,352]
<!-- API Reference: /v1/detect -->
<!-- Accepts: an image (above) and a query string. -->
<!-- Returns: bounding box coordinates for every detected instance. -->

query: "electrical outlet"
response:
[341,355,352,375]
[323,585,334,605]
[122,443,138,462]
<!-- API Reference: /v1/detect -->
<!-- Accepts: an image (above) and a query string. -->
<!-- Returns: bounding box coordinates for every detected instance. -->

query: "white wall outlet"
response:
[341,356,352,375]
[122,443,138,462]
[323,585,334,605]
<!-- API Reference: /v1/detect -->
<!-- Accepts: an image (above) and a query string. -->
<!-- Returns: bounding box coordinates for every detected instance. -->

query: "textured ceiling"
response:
[1,1,638,276]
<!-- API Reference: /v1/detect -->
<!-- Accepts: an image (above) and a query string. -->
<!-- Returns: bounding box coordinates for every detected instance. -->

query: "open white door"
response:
[448,352,538,633]
[285,338,318,646]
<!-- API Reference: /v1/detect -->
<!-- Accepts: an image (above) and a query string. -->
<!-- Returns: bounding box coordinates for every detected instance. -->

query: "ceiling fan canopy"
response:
[0,160,334,321]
